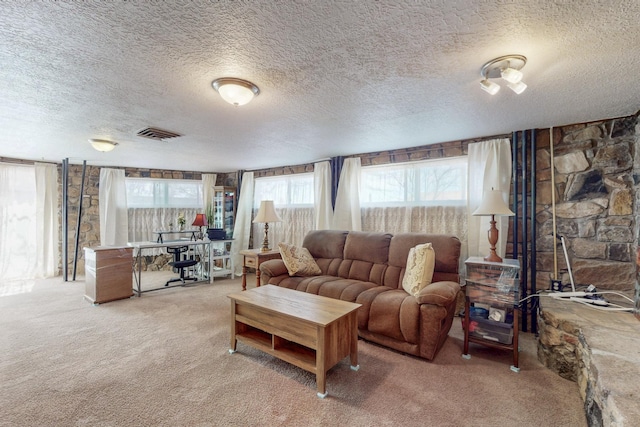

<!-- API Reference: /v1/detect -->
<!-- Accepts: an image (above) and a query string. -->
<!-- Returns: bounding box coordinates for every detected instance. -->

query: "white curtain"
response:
[362,205,468,267]
[35,162,59,278]
[252,207,313,248]
[313,161,332,230]
[202,173,217,224]
[231,172,254,275]
[0,163,37,286]
[128,207,200,246]
[99,168,128,246]
[332,157,361,231]
[467,138,512,259]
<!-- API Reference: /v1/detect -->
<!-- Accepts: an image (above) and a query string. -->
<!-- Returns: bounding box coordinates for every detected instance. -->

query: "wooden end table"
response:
[228,285,361,398]
[239,248,281,291]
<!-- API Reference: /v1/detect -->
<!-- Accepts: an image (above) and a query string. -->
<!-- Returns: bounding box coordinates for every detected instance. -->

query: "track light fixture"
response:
[480,54,527,95]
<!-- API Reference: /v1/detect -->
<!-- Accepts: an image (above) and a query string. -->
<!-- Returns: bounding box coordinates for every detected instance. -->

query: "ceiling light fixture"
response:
[212,77,260,106]
[480,54,527,95]
[89,138,118,152]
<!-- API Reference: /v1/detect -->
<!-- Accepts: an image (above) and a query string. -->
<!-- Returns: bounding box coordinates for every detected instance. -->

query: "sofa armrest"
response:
[259,259,289,284]
[414,281,460,306]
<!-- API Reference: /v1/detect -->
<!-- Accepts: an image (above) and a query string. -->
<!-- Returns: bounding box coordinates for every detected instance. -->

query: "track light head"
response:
[500,67,523,84]
[480,79,500,95]
[507,80,527,94]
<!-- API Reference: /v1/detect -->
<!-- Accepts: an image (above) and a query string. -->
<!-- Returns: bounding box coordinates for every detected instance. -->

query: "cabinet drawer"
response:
[245,256,257,267]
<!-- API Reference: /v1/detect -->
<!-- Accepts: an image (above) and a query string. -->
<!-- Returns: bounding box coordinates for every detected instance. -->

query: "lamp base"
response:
[485,214,502,263]
[484,251,503,263]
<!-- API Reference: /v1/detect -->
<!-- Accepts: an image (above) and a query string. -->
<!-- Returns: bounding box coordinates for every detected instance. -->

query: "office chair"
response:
[165,246,198,286]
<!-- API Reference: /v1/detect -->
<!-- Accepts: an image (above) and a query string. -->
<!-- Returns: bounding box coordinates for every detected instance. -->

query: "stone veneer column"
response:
[535,116,639,302]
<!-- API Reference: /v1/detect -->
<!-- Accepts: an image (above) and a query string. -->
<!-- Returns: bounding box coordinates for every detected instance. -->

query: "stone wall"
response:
[535,116,639,298]
[538,297,640,426]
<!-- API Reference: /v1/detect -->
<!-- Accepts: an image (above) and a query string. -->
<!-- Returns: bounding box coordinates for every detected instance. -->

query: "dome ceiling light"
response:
[480,54,527,95]
[212,77,260,106]
[89,138,118,152]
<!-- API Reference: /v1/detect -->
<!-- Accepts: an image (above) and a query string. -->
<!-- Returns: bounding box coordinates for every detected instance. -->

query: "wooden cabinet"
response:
[84,246,133,304]
[463,257,521,372]
[212,186,236,239]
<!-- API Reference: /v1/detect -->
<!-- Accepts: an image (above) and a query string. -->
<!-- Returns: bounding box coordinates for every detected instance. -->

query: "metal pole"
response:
[512,132,518,260]
[62,158,68,281]
[530,129,537,334]
[521,131,529,332]
[72,161,87,281]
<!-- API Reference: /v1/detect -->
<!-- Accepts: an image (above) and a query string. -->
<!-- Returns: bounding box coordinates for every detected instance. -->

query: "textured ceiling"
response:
[1,1,640,172]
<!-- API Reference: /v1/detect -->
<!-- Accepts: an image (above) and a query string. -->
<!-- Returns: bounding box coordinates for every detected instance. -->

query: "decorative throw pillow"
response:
[401,243,436,296]
[278,242,322,277]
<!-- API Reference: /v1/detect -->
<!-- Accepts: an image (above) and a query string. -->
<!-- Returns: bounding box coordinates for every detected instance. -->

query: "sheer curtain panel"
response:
[99,168,129,246]
[0,163,37,284]
[314,161,332,230]
[467,139,512,259]
[332,157,361,231]
[35,162,59,278]
[202,173,217,218]
[231,172,254,275]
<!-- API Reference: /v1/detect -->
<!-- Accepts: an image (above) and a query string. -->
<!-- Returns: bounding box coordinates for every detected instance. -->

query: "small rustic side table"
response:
[239,249,282,291]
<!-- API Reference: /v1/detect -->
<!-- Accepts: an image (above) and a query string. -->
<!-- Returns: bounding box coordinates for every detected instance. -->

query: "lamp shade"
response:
[253,200,282,223]
[192,213,207,227]
[472,190,515,216]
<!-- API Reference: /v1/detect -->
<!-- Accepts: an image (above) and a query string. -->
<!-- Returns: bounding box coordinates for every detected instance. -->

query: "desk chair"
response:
[166,246,198,286]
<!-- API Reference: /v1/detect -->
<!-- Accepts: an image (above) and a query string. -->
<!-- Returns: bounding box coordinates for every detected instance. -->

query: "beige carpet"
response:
[0,274,586,427]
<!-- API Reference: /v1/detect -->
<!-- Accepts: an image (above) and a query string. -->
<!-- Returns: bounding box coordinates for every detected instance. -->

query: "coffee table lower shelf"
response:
[234,326,318,373]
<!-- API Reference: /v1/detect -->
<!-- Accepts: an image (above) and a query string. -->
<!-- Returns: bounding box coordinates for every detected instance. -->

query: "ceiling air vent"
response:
[136,127,182,141]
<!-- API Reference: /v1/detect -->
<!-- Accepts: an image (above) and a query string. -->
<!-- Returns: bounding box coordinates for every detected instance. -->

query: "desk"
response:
[128,240,212,295]
[154,229,198,243]
[239,249,281,291]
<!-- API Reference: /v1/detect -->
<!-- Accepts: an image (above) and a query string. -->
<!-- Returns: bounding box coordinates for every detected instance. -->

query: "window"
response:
[360,157,467,206]
[253,173,314,208]
[126,178,203,208]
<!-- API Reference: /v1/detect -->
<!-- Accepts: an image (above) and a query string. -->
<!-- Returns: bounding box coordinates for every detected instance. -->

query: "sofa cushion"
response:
[401,243,436,296]
[278,242,322,276]
[344,232,392,264]
[303,230,348,259]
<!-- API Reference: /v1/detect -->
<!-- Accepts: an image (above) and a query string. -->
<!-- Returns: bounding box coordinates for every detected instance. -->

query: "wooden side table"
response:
[239,249,282,291]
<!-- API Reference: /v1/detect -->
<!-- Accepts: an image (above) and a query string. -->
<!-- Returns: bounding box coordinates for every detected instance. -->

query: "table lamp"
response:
[472,189,514,263]
[253,200,282,252]
[192,213,208,240]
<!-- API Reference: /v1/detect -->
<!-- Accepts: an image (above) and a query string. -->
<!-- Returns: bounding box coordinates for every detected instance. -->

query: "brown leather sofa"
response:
[259,230,462,361]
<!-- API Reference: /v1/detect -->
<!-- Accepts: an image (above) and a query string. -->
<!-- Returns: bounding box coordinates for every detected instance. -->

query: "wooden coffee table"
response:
[228,285,361,398]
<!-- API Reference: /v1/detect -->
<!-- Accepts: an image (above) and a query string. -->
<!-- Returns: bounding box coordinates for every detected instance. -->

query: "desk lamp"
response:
[192,213,207,240]
[472,189,514,263]
[253,200,282,252]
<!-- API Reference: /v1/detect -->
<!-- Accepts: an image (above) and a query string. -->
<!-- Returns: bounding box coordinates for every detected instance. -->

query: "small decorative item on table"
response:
[177,212,186,231]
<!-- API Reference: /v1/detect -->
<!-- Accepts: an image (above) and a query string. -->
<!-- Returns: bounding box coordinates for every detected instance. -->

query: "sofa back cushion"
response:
[385,233,461,288]
[341,232,392,285]
[303,230,348,275]
[303,230,348,259]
